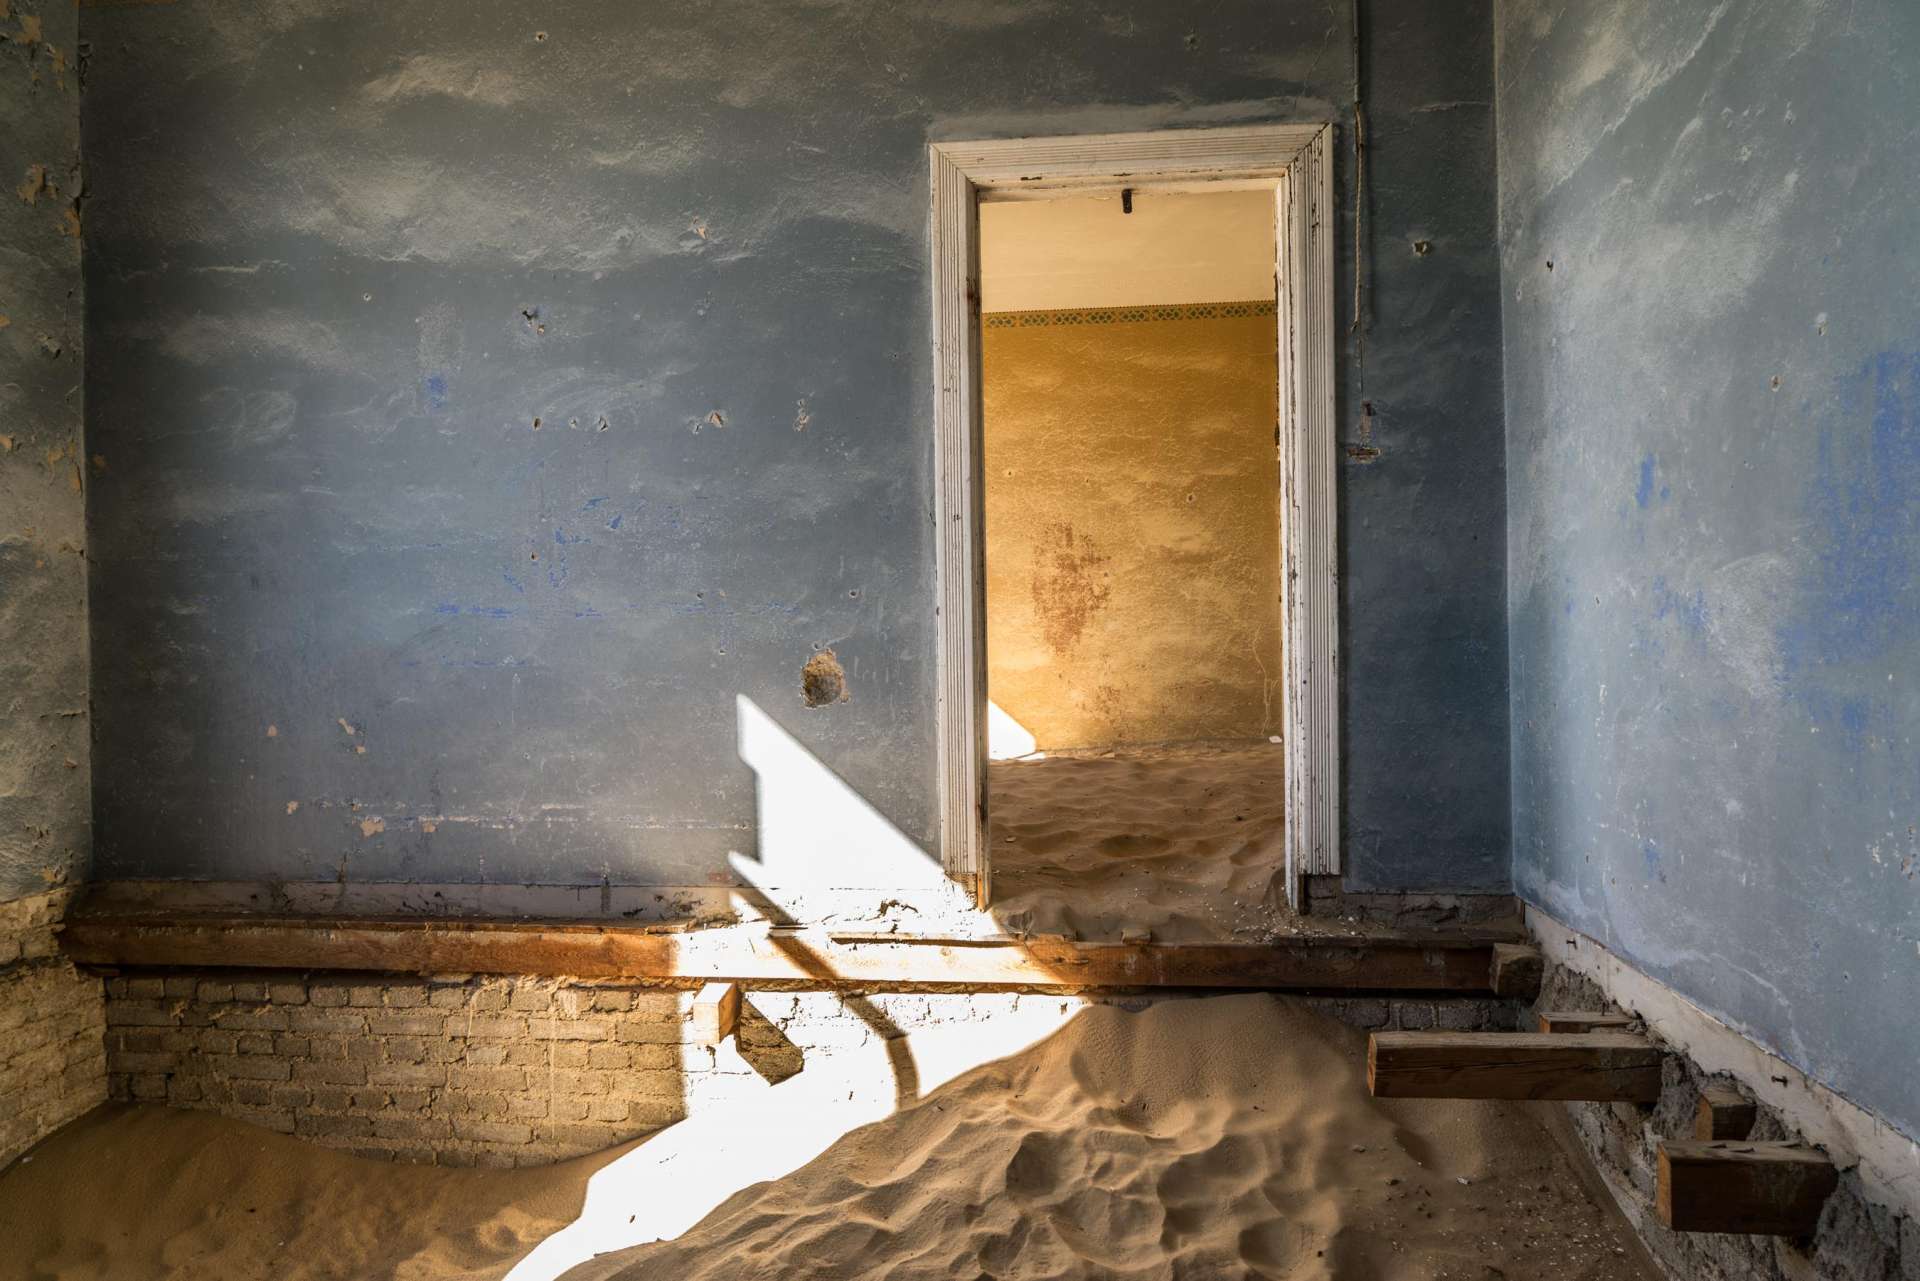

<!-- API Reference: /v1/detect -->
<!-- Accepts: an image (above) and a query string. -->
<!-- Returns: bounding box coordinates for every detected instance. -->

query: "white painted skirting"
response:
[1527,905,1920,1223]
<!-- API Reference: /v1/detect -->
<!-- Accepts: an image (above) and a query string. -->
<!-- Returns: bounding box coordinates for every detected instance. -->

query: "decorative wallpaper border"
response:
[982,298,1277,328]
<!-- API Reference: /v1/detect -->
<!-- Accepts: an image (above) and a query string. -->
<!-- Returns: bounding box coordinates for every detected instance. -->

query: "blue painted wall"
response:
[78,2,1509,895]
[1500,0,1920,1138]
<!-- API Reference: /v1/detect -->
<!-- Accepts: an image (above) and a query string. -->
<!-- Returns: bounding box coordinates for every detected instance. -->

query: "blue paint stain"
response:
[1773,346,1920,759]
[502,573,526,594]
[434,603,516,619]
[1780,348,1920,680]
[423,373,449,410]
[1636,453,1657,508]
[554,527,588,546]
[608,514,623,530]
[582,497,609,510]
[1641,841,1667,884]
[574,608,604,620]
[1651,576,1708,637]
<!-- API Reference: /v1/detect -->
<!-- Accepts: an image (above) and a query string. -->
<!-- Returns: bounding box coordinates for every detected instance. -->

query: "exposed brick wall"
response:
[1534,964,1918,1281]
[1,891,107,1166]
[102,971,1517,1167]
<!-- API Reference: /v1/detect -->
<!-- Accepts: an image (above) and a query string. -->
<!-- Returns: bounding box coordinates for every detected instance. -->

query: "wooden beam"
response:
[689,981,742,1044]
[59,912,1513,994]
[1657,1140,1837,1236]
[1367,1031,1664,1101]
[1537,1011,1636,1034]
[1489,943,1544,1000]
[1694,1084,1759,1141]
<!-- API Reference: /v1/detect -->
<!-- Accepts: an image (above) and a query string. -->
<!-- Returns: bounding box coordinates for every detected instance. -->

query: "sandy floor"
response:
[0,996,1656,1281]
[988,741,1316,943]
[0,1107,619,1281]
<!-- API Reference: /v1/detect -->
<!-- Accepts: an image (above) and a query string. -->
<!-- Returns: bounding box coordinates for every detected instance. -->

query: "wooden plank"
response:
[1657,1140,1837,1235]
[1694,1084,1759,1141]
[1367,1031,1664,1101]
[1489,943,1544,1000]
[1537,1011,1636,1034]
[59,913,1509,993]
[689,981,742,1044]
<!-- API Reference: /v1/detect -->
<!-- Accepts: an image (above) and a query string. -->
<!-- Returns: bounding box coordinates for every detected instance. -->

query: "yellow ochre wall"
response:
[983,300,1281,751]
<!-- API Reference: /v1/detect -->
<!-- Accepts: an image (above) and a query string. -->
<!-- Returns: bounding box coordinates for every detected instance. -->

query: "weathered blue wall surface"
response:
[1500,0,1920,1138]
[0,0,88,903]
[79,1,1508,896]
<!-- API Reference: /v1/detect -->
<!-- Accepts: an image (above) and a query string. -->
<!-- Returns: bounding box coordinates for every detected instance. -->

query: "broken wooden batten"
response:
[1537,1010,1636,1034]
[689,981,742,1044]
[1694,1083,1758,1141]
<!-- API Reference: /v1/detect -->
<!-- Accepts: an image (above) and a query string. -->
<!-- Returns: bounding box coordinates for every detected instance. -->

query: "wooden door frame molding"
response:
[928,123,1340,910]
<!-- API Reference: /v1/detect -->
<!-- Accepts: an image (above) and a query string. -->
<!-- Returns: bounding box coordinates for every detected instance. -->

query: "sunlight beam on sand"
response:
[500,695,1075,1280]
[504,996,1079,1280]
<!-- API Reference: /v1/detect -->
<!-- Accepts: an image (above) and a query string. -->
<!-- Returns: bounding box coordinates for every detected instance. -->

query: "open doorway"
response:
[927,126,1339,926]
[977,189,1288,942]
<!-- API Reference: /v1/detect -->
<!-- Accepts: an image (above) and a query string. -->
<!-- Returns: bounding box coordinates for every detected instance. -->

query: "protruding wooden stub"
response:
[1489,943,1544,1000]
[691,981,742,1044]
[1367,1031,1663,1101]
[1657,1140,1837,1236]
[1694,1084,1759,1141]
[1537,1011,1636,1034]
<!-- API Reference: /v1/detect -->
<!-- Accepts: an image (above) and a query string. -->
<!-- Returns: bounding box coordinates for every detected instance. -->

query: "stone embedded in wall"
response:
[800,649,849,708]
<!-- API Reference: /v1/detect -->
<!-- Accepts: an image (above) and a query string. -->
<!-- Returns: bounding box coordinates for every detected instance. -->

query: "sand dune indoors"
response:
[1,995,1656,1281]
[988,743,1300,944]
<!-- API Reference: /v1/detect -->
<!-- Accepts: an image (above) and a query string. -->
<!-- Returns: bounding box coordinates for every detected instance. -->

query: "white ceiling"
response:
[979,187,1276,312]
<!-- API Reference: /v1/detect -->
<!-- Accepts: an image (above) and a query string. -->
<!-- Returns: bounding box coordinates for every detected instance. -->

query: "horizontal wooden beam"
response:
[1367,1031,1664,1101]
[1657,1140,1837,1236]
[60,913,1514,994]
[1538,1010,1636,1034]
[1694,1084,1759,1141]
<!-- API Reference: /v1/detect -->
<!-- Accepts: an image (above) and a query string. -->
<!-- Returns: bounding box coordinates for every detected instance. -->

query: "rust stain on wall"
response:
[1030,522,1111,654]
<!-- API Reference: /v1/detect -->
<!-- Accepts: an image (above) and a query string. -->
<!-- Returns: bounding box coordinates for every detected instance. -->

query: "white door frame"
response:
[928,123,1340,911]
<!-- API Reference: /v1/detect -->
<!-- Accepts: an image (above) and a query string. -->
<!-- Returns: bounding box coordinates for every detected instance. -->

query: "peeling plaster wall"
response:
[1,0,88,905]
[79,2,1508,897]
[1500,0,1920,1140]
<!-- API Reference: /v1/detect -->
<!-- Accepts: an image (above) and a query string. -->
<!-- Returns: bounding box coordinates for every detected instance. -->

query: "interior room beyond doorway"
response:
[978,187,1290,943]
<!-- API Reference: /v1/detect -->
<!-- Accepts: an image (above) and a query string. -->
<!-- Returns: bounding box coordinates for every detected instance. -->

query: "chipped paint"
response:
[0,0,86,904]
